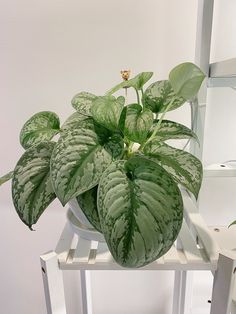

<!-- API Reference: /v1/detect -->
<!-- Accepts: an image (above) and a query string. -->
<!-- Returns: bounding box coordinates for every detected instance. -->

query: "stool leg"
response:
[80,270,88,314]
[210,251,236,314]
[172,271,193,314]
[40,251,66,314]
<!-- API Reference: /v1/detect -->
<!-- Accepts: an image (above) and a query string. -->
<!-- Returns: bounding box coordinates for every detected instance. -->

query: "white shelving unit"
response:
[40,1,236,313]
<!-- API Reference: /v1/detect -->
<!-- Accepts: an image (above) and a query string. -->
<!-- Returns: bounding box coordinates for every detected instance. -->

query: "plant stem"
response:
[140,97,176,150]
[135,89,140,105]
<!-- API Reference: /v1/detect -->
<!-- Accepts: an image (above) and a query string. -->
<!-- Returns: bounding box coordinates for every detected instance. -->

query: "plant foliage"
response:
[1,62,205,268]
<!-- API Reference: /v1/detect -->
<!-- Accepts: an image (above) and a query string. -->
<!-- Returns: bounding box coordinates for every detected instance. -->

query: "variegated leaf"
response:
[77,186,102,232]
[71,91,97,115]
[91,95,125,131]
[97,157,183,268]
[0,171,13,186]
[149,119,199,143]
[50,127,124,205]
[169,62,205,100]
[143,80,185,113]
[20,111,60,149]
[124,104,153,143]
[106,72,153,95]
[143,140,203,199]
[12,142,56,229]
[61,112,93,132]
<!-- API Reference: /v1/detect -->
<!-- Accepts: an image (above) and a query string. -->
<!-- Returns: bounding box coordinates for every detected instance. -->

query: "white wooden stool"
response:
[40,190,236,314]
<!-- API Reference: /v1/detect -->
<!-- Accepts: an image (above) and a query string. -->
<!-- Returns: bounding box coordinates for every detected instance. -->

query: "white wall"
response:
[1,0,236,313]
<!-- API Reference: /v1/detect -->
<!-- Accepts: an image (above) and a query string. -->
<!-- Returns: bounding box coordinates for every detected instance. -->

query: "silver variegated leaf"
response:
[124,104,153,143]
[106,72,153,95]
[149,119,199,143]
[143,140,203,199]
[20,111,60,149]
[50,127,124,205]
[12,142,56,229]
[77,186,102,232]
[0,171,13,186]
[71,91,97,115]
[91,95,125,131]
[97,157,183,268]
[143,80,185,113]
[169,62,205,100]
[61,112,92,132]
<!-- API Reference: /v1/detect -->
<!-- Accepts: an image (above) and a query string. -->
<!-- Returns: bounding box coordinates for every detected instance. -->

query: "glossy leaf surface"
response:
[12,142,56,229]
[97,157,183,268]
[20,111,60,149]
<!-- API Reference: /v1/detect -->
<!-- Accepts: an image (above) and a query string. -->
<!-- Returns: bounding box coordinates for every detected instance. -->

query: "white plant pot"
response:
[67,199,105,242]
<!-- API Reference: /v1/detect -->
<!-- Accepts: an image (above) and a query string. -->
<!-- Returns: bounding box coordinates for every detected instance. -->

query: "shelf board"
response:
[204,163,236,177]
[208,58,236,87]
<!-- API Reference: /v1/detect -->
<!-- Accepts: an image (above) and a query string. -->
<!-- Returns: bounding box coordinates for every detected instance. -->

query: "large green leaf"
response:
[77,186,102,232]
[169,62,205,100]
[143,140,203,199]
[0,171,13,186]
[149,119,199,143]
[97,157,183,268]
[71,91,97,115]
[124,104,153,143]
[61,112,92,132]
[106,72,153,95]
[20,111,60,149]
[50,125,124,205]
[91,95,125,131]
[12,142,56,229]
[142,80,185,113]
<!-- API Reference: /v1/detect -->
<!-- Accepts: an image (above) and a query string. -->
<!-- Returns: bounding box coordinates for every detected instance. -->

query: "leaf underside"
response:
[97,157,183,268]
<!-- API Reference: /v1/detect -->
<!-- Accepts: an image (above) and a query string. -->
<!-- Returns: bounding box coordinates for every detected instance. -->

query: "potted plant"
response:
[0,62,205,268]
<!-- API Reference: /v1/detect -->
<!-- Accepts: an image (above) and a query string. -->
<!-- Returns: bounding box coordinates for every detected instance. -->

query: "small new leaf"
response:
[106,72,153,95]
[124,104,153,143]
[20,111,60,149]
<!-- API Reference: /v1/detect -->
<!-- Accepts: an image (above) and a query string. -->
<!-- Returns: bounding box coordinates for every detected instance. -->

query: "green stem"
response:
[140,97,176,150]
[135,89,140,105]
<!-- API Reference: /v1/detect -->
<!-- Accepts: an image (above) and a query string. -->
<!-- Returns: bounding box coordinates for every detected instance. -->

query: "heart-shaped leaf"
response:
[142,80,185,113]
[50,125,124,205]
[97,157,183,268]
[149,119,199,143]
[20,111,60,149]
[0,171,13,186]
[169,62,205,100]
[124,104,153,143]
[61,112,92,132]
[91,95,125,131]
[71,91,97,115]
[12,142,56,229]
[77,186,102,232]
[106,72,153,95]
[143,140,203,199]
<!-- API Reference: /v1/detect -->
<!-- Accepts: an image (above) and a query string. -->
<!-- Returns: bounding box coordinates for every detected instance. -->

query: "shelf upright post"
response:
[191,0,214,159]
